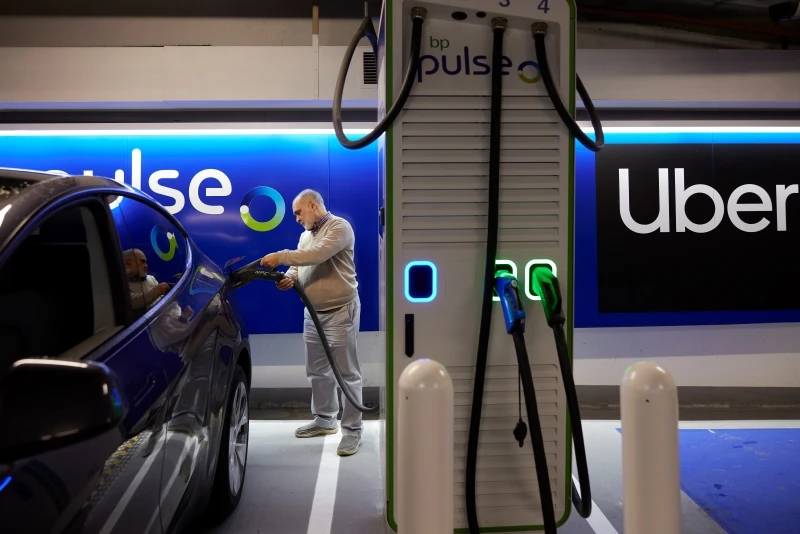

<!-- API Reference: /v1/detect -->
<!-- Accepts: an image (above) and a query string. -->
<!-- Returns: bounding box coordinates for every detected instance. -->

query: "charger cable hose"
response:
[553,321,591,517]
[465,21,557,534]
[512,331,558,533]
[532,29,604,152]
[293,283,379,415]
[533,270,592,518]
[332,9,426,150]
[465,21,505,533]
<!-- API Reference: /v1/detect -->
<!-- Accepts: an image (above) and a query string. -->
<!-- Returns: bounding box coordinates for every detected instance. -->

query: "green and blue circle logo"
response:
[150,225,178,261]
[240,186,286,232]
[518,60,542,84]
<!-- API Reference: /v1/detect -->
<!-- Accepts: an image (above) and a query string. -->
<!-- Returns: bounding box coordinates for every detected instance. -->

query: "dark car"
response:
[0,168,252,533]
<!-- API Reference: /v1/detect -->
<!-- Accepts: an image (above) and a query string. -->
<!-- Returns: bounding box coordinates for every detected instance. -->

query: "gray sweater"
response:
[279,214,358,311]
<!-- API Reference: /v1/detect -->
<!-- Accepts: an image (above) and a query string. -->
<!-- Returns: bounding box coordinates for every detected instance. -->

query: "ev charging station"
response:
[381,2,579,532]
[332,0,604,532]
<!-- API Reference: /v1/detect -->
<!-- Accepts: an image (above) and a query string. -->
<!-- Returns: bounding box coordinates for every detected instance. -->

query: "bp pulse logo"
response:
[150,225,178,261]
[240,186,286,232]
[419,36,542,83]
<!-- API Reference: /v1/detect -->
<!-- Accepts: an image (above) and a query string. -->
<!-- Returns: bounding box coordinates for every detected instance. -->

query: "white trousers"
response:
[303,295,363,437]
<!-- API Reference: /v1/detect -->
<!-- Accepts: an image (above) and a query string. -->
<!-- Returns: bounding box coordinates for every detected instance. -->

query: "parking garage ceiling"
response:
[0,0,789,18]
[0,0,797,45]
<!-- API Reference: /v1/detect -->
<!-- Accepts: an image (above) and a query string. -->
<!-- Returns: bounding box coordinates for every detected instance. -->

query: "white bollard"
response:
[397,358,454,534]
[621,361,681,534]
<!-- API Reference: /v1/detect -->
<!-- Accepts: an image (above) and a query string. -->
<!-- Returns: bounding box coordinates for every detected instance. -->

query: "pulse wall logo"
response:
[51,148,286,233]
[240,186,286,232]
[592,142,800,316]
[418,36,542,83]
[0,130,382,336]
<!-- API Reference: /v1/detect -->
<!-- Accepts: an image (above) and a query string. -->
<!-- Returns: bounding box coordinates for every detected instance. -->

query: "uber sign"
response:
[618,168,796,234]
[594,142,800,316]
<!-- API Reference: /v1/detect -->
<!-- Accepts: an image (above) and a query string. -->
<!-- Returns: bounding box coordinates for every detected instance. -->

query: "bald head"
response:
[122,248,148,277]
[292,189,327,230]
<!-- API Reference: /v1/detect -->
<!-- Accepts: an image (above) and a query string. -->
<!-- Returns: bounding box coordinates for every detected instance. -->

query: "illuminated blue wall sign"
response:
[405,260,437,303]
[574,127,800,329]
[4,126,797,333]
[0,130,379,335]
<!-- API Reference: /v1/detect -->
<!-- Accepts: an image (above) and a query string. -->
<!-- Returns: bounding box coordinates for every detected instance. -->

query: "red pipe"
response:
[579,6,800,38]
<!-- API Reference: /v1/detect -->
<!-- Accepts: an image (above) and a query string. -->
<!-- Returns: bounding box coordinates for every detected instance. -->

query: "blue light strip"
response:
[0,128,373,137]
[0,476,11,492]
[579,127,800,145]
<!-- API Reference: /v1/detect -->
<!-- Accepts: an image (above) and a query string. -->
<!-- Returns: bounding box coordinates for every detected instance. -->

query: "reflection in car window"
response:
[109,196,187,319]
[0,203,118,370]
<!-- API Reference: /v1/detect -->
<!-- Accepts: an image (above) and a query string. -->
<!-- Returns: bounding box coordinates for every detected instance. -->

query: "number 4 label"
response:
[500,0,549,11]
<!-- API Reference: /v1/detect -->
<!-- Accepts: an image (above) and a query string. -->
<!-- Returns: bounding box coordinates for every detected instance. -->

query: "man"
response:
[260,189,363,456]
[122,248,170,311]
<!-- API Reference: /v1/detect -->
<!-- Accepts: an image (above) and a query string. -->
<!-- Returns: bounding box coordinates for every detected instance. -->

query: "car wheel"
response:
[208,364,249,519]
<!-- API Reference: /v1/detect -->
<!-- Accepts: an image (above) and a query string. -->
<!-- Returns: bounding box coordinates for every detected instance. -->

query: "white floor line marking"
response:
[573,476,619,534]
[306,433,342,534]
[709,429,716,433]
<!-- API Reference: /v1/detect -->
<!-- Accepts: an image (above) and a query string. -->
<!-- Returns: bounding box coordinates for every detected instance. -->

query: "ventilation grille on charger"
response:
[448,363,561,520]
[399,95,564,250]
[362,50,377,85]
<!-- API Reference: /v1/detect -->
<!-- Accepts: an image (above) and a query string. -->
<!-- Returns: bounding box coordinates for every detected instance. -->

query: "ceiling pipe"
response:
[579,5,800,39]
[313,0,320,100]
[312,0,320,39]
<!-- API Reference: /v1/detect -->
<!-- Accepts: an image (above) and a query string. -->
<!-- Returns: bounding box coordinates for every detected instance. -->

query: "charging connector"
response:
[228,259,379,415]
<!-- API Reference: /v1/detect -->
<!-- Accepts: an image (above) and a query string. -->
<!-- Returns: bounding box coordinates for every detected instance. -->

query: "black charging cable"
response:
[532,269,592,518]
[228,260,378,414]
[465,17,507,533]
[531,22,604,152]
[332,5,427,149]
[465,17,558,534]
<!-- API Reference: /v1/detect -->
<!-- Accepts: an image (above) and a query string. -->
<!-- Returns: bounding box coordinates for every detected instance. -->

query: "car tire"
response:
[208,363,249,520]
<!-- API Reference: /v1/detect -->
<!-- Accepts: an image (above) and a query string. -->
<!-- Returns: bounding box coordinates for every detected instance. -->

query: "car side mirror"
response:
[0,359,126,463]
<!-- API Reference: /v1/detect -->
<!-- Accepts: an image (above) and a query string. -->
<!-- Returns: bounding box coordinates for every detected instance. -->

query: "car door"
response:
[112,195,221,533]
[0,194,170,534]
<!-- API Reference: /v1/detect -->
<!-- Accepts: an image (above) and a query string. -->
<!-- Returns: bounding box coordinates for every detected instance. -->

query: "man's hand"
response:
[260,253,280,269]
[276,277,294,291]
[157,282,171,295]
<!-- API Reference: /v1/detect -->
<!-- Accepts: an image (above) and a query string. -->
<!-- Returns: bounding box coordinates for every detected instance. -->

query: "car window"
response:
[0,201,123,370]
[109,196,187,320]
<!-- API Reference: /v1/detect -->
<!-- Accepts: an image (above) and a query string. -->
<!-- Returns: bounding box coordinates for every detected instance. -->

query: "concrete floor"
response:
[197,416,800,534]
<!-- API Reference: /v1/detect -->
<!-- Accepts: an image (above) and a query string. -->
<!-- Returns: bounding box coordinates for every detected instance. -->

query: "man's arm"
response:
[284,233,304,281]
[130,283,163,310]
[285,264,299,282]
[278,219,352,267]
